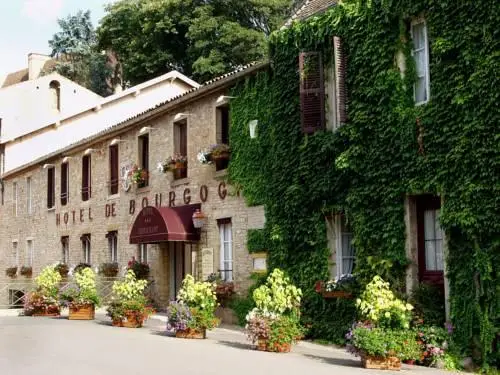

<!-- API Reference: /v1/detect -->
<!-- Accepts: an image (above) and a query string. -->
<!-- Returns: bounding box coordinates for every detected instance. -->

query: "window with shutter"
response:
[82,155,91,201]
[61,163,69,205]
[174,120,188,179]
[299,51,325,133]
[47,167,55,209]
[334,36,348,124]
[109,145,119,195]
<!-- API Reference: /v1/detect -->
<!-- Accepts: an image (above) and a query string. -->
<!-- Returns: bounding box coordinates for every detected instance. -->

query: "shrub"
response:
[127,258,149,280]
[409,283,446,327]
[60,267,99,307]
[35,265,62,299]
[54,263,69,278]
[74,263,91,275]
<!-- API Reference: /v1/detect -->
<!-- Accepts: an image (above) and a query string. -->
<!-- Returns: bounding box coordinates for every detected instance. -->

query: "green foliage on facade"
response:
[229,0,499,366]
[247,229,269,253]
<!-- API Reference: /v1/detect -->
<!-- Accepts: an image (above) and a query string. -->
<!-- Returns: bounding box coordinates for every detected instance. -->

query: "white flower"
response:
[157,162,164,173]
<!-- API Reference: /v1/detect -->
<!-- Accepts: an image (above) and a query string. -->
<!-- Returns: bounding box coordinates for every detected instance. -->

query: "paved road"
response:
[0,312,454,375]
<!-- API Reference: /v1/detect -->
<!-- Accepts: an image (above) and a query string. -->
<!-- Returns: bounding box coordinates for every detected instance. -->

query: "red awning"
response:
[129,204,201,244]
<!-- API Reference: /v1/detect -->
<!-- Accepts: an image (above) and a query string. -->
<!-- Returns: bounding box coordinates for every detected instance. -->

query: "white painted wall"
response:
[3,71,198,173]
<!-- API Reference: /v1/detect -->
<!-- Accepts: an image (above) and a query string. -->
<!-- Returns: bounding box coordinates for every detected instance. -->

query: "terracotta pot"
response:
[173,165,187,180]
[122,312,144,328]
[175,328,206,339]
[361,354,401,370]
[112,319,123,327]
[403,359,415,365]
[69,304,95,320]
[321,290,353,299]
[213,153,230,171]
[256,338,291,353]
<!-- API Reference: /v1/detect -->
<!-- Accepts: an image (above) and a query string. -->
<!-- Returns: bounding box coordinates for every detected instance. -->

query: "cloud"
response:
[21,0,64,24]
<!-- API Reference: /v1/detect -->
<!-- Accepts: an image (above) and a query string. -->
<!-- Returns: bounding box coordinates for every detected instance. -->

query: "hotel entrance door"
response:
[168,242,192,300]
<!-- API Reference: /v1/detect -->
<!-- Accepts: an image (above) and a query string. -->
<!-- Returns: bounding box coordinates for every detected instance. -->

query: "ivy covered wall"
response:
[228,0,499,366]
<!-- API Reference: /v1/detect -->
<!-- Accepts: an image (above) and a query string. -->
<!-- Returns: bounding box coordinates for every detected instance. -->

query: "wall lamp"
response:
[109,138,128,146]
[139,127,158,135]
[174,113,192,121]
[216,95,236,104]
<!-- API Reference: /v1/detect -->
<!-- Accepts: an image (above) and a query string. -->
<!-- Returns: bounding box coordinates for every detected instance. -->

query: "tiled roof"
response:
[3,62,269,178]
[285,0,337,26]
[1,68,29,88]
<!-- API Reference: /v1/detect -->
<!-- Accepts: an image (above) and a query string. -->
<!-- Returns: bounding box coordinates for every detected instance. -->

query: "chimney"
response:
[28,53,51,80]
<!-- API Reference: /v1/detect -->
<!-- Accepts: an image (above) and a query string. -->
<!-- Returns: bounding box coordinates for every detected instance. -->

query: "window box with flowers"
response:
[60,267,100,320]
[160,154,187,180]
[5,266,17,278]
[314,274,358,299]
[198,144,231,171]
[129,165,148,187]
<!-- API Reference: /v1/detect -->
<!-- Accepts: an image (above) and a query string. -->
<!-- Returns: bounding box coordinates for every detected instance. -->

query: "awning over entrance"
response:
[129,204,201,244]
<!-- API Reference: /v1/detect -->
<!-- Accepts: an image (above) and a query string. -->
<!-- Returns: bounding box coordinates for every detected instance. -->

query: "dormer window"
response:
[49,80,61,111]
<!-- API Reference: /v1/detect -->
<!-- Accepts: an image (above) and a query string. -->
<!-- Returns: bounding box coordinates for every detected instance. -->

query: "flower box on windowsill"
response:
[173,163,187,180]
[321,290,353,299]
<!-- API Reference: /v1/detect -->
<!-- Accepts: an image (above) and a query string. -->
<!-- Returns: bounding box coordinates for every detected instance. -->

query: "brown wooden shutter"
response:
[47,167,55,208]
[109,145,119,195]
[334,36,348,123]
[61,163,68,205]
[82,156,91,201]
[299,51,325,133]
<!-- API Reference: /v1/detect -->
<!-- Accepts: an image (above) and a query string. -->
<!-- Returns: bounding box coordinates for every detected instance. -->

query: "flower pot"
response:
[175,328,206,339]
[69,304,95,320]
[122,312,144,328]
[213,153,230,171]
[256,338,291,353]
[112,319,123,327]
[32,305,60,317]
[403,359,415,365]
[173,165,187,180]
[321,290,353,299]
[361,355,401,370]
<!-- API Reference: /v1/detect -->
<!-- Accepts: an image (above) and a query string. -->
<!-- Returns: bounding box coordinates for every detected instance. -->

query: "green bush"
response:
[410,283,445,327]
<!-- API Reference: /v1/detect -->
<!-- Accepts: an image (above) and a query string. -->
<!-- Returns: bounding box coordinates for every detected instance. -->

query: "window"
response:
[27,240,34,267]
[82,155,91,201]
[61,162,69,205]
[81,234,91,264]
[326,36,348,131]
[12,182,17,216]
[138,134,149,187]
[174,120,187,179]
[49,80,61,111]
[411,19,430,104]
[107,231,118,262]
[423,209,444,271]
[26,177,32,214]
[327,214,355,278]
[109,144,119,195]
[13,241,19,266]
[216,105,230,145]
[61,236,69,264]
[299,51,325,133]
[47,166,55,209]
[218,219,233,281]
[139,244,148,263]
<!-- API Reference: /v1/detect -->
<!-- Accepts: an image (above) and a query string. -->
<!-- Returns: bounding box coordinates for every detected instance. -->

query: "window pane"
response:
[425,240,437,270]
[413,23,425,49]
[435,240,444,270]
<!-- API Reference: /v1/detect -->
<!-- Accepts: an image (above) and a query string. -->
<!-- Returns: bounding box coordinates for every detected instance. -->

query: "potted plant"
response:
[127,257,149,280]
[129,164,148,186]
[20,266,33,277]
[209,144,230,170]
[23,265,61,317]
[5,266,17,278]
[167,153,187,180]
[166,274,219,339]
[106,270,154,328]
[316,274,357,298]
[73,263,91,275]
[60,267,100,320]
[345,276,415,370]
[99,262,119,277]
[245,268,303,353]
[54,262,69,278]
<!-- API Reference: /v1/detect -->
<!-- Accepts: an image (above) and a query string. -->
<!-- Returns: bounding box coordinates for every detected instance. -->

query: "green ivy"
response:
[247,229,269,253]
[229,0,499,367]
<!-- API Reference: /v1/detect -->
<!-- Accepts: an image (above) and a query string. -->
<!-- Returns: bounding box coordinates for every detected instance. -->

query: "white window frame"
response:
[12,182,17,216]
[219,221,233,281]
[62,237,69,264]
[108,232,118,263]
[27,239,34,267]
[327,215,356,279]
[26,177,32,215]
[411,18,430,105]
[139,244,148,263]
[423,208,444,271]
[82,235,91,264]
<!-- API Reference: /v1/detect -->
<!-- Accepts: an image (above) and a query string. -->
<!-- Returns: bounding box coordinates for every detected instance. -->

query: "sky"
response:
[0,0,112,75]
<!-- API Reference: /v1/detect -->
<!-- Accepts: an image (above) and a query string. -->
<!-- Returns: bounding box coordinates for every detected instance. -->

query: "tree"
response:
[97,0,295,85]
[48,10,115,97]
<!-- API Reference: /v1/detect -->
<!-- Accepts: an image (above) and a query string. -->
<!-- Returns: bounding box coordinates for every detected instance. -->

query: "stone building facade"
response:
[0,63,267,307]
